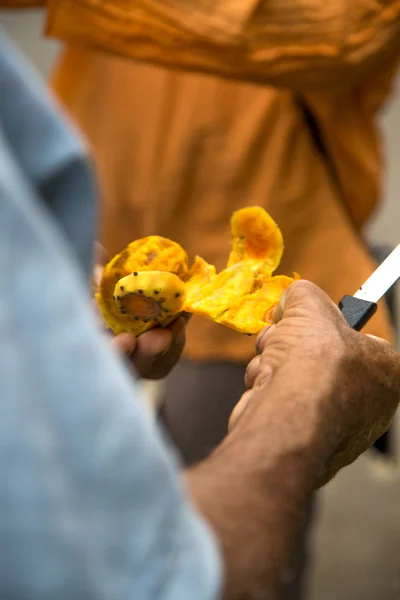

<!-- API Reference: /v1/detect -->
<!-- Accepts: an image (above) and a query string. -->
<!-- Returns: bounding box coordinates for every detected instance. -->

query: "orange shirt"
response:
[1,1,43,5]
[5,0,400,359]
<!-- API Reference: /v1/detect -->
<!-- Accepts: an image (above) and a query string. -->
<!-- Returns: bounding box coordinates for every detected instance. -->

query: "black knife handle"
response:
[338,295,378,331]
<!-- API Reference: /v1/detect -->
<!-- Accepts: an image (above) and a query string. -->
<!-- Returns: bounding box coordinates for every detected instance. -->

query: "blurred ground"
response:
[1,9,400,599]
[308,455,400,600]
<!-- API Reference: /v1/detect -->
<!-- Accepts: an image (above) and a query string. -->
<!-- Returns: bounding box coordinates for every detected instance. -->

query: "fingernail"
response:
[264,306,276,322]
[272,290,288,322]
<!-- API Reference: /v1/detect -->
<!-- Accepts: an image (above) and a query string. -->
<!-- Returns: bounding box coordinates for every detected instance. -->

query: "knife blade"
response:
[339,244,400,331]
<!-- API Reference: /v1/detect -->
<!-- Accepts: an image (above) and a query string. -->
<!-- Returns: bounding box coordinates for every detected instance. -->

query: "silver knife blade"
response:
[354,243,400,303]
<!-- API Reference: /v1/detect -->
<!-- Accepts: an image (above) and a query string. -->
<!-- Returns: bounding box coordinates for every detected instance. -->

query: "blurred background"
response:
[1,9,400,600]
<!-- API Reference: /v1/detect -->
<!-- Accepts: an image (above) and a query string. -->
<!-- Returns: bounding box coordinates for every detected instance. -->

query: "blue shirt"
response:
[0,31,221,600]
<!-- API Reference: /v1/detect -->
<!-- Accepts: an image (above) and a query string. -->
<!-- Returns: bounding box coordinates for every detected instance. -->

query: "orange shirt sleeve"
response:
[45,0,400,90]
[0,1,45,6]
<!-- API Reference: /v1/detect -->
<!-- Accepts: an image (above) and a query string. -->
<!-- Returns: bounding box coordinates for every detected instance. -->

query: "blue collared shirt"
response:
[0,31,221,600]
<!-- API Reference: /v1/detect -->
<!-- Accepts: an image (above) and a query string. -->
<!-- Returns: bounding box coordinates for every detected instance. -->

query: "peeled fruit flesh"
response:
[96,236,189,336]
[114,271,187,321]
[96,207,299,336]
[228,205,283,271]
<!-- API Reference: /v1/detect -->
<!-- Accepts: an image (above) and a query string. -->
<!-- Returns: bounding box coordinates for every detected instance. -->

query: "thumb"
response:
[228,390,253,431]
[256,281,343,353]
[272,280,342,323]
[136,328,174,359]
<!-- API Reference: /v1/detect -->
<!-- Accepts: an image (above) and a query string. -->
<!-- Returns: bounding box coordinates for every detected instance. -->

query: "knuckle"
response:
[256,325,274,354]
[288,279,318,297]
[253,362,274,390]
[245,355,261,388]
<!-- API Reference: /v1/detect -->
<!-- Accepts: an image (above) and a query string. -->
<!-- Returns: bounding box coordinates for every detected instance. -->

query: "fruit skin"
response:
[228,205,284,273]
[113,271,186,322]
[96,207,299,336]
[216,274,301,334]
[96,236,189,336]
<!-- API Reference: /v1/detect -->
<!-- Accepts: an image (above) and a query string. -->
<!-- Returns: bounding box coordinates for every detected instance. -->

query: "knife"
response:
[339,244,400,331]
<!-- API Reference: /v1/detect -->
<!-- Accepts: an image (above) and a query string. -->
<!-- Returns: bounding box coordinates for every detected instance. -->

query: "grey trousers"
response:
[159,359,315,600]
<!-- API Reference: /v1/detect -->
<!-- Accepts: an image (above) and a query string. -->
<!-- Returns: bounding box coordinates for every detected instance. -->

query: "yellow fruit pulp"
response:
[96,206,299,336]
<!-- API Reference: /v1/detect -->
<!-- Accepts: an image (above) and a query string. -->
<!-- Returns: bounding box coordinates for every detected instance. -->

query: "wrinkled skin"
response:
[231,280,400,486]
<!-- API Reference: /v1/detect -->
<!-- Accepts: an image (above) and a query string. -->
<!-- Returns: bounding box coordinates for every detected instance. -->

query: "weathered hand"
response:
[231,281,400,486]
[110,313,190,380]
[93,243,189,379]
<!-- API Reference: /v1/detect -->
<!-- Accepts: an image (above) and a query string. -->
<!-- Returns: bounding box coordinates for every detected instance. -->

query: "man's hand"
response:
[111,314,190,379]
[186,281,400,599]
[93,244,188,379]
[234,280,400,485]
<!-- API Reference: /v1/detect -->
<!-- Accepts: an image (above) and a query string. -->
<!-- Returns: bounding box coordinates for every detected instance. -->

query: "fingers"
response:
[245,355,261,389]
[105,308,190,380]
[366,334,391,346]
[270,288,289,323]
[229,390,253,431]
[255,281,331,355]
[136,328,174,361]
[136,315,187,358]
[168,312,191,339]
[255,325,276,355]
[260,281,313,333]
[278,280,340,316]
[133,314,189,379]
[259,281,343,350]
[274,280,319,317]
[111,332,137,356]
[239,281,343,435]
[109,319,182,380]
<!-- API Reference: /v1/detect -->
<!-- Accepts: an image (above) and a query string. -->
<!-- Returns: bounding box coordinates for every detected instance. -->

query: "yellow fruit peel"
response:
[96,207,299,336]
